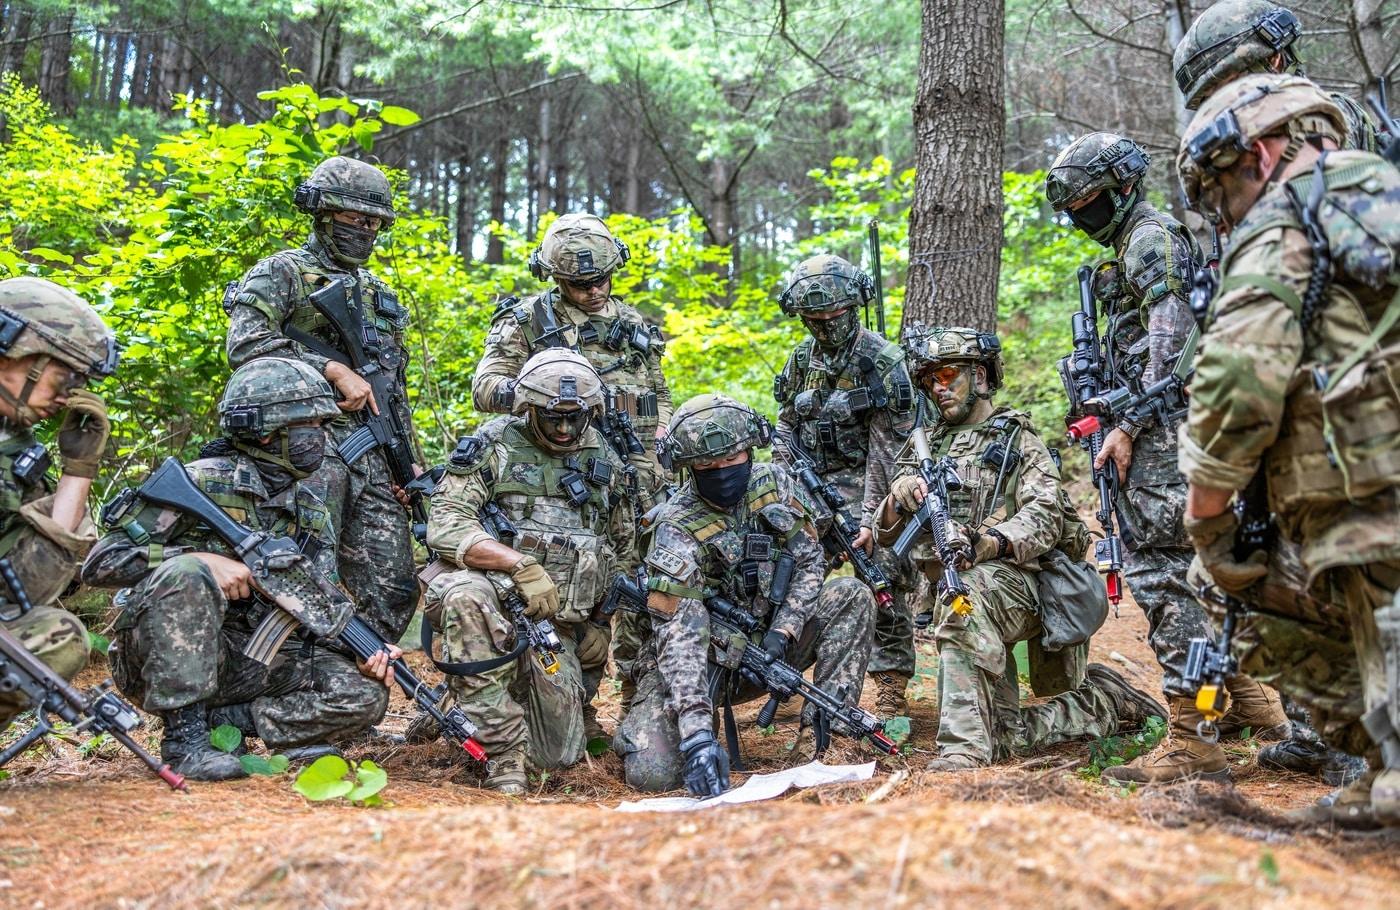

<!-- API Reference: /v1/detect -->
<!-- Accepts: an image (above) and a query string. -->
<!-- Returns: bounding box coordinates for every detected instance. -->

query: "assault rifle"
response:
[785,435,894,610]
[890,428,972,616]
[478,502,567,675]
[1368,85,1399,166]
[1074,326,1198,433]
[284,279,427,543]
[867,219,887,338]
[1183,468,1277,742]
[0,600,185,790]
[705,595,897,755]
[1058,265,1124,607]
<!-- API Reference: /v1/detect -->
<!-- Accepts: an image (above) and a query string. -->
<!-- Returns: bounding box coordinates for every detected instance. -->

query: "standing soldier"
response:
[1045,134,1287,783]
[224,156,419,644]
[1174,0,1380,152]
[0,278,117,739]
[877,326,1166,771]
[772,255,919,720]
[424,351,634,794]
[472,213,671,728]
[1176,74,1400,827]
[83,359,396,781]
[617,394,875,796]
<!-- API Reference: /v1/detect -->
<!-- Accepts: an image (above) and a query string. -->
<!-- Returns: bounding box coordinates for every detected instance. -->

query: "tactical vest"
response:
[774,331,913,473]
[499,292,665,436]
[1218,151,1400,512]
[0,430,58,612]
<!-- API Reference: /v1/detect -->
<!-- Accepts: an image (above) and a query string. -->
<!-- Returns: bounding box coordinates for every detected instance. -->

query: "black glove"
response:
[679,729,731,798]
[761,629,789,663]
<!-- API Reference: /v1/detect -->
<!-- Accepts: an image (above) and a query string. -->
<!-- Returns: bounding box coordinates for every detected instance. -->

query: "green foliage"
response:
[1259,849,1281,886]
[208,724,243,754]
[293,754,387,806]
[1080,714,1168,780]
[585,737,611,758]
[882,716,912,744]
[240,753,290,776]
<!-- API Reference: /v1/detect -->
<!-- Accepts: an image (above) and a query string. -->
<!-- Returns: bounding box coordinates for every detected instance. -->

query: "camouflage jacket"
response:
[82,452,338,618]
[642,462,826,739]
[425,416,634,624]
[223,234,415,449]
[876,407,1085,571]
[0,426,97,613]
[1180,150,1400,580]
[773,328,917,528]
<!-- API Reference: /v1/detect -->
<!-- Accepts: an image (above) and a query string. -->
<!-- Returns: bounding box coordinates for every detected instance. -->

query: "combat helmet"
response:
[294,156,397,226]
[1045,133,1151,245]
[1174,0,1302,109]
[511,349,605,415]
[902,323,1004,391]
[530,214,630,283]
[1177,73,1344,217]
[659,394,773,469]
[0,278,118,379]
[219,357,340,437]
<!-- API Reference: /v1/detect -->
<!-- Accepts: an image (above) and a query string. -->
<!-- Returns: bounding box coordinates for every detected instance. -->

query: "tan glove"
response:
[510,555,559,620]
[56,390,110,478]
[890,474,927,515]
[575,621,611,669]
[1185,511,1267,597]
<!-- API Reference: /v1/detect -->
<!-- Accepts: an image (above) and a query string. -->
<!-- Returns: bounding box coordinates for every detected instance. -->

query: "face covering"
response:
[1068,187,1136,246]
[236,425,326,491]
[692,459,752,509]
[801,308,860,350]
[319,218,379,266]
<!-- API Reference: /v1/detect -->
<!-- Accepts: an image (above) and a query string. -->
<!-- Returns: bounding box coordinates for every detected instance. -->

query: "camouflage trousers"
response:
[866,546,918,676]
[1122,543,1212,697]
[615,576,874,792]
[424,568,586,768]
[930,561,1124,764]
[0,605,88,730]
[319,430,418,643]
[107,554,388,748]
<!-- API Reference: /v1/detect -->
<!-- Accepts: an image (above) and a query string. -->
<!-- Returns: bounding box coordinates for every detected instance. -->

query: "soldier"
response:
[471,213,671,728]
[0,278,116,737]
[82,359,397,781]
[423,350,634,794]
[1044,134,1287,783]
[772,255,919,719]
[1174,0,1379,152]
[616,394,875,796]
[1176,73,1400,827]
[876,326,1166,771]
[224,156,419,644]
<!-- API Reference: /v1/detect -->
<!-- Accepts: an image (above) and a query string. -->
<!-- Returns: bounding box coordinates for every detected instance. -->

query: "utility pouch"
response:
[585,457,614,487]
[11,444,50,487]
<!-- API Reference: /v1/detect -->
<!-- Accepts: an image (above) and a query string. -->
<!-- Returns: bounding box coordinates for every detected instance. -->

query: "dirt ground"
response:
[2,590,1398,910]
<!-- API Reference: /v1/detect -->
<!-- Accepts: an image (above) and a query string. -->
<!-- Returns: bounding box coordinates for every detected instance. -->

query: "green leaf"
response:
[378,105,421,127]
[1259,850,1280,885]
[586,736,611,757]
[86,631,110,655]
[209,724,243,753]
[294,754,353,801]
[240,753,290,776]
[348,759,388,802]
[27,247,73,264]
[881,716,912,744]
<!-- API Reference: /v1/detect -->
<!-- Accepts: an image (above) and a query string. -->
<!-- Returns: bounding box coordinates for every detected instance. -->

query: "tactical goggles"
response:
[535,407,591,441]
[918,363,970,389]
[562,274,610,292]
[1046,143,1149,208]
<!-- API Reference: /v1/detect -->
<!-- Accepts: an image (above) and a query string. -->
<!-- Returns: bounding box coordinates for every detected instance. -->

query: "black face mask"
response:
[1066,191,1119,240]
[325,220,378,265]
[692,460,752,509]
[801,309,859,350]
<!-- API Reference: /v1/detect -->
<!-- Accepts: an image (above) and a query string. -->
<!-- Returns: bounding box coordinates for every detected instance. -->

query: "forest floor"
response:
[2,590,1398,910]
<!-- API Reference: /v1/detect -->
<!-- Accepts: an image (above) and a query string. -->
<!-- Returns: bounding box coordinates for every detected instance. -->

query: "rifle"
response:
[705,595,897,755]
[889,428,972,616]
[282,279,426,543]
[1367,84,1399,166]
[867,220,886,338]
[785,435,894,610]
[1057,265,1124,608]
[0,596,185,790]
[1074,325,1198,432]
[119,457,354,666]
[1183,468,1277,742]
[478,502,566,676]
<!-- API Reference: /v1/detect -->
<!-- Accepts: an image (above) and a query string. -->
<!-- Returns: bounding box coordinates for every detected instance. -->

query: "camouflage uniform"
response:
[772,255,919,692]
[424,351,634,785]
[82,360,387,762]
[617,395,875,792]
[224,157,418,644]
[0,278,118,732]
[1177,75,1400,821]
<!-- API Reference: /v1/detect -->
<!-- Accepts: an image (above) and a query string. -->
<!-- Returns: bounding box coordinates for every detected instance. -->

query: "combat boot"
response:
[485,746,528,796]
[282,744,342,765]
[208,702,254,753]
[871,671,911,719]
[1259,737,1368,786]
[1216,676,1291,741]
[1100,695,1229,784]
[926,752,982,772]
[1085,663,1168,728]
[159,704,248,782]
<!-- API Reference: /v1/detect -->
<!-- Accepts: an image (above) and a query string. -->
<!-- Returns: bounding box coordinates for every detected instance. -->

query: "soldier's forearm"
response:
[462,537,527,572]
[51,474,94,534]
[1186,483,1233,521]
[471,371,512,414]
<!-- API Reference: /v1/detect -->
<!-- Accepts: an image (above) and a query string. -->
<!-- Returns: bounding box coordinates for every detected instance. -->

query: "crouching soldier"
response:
[82,359,395,781]
[422,350,635,794]
[617,394,875,797]
[877,326,1165,771]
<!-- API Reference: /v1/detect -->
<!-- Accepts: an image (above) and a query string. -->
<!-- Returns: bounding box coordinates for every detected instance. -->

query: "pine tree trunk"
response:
[485,137,510,264]
[906,0,1005,331]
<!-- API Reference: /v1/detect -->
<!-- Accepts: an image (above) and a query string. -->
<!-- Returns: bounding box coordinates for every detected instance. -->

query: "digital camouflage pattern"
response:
[662,393,771,467]
[534,214,627,280]
[1044,132,1150,211]
[218,356,341,434]
[616,460,874,790]
[81,451,388,747]
[423,415,634,761]
[225,230,419,644]
[301,155,397,225]
[777,254,874,314]
[0,277,119,379]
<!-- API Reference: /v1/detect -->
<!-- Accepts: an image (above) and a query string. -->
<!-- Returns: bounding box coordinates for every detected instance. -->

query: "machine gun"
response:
[890,428,972,616]
[1058,265,1124,608]
[284,279,427,543]
[785,436,893,610]
[705,595,897,755]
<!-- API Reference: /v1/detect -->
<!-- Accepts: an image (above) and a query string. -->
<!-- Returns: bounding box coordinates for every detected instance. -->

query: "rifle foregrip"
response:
[757,696,781,728]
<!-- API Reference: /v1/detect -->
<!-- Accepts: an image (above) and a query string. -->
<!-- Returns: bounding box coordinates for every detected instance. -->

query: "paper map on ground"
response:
[613,761,876,812]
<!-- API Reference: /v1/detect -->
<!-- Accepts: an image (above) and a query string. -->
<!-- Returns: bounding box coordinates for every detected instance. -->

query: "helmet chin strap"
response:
[0,354,51,426]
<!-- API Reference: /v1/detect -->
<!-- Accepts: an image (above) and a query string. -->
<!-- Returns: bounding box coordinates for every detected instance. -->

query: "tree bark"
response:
[906,0,1005,331]
[536,95,552,221]
[485,136,510,264]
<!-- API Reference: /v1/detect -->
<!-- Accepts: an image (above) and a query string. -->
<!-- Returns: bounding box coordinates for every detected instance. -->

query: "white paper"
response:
[613,760,877,813]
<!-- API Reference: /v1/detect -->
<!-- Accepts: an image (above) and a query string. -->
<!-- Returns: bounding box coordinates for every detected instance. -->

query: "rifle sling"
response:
[420,612,529,676]
[282,321,354,370]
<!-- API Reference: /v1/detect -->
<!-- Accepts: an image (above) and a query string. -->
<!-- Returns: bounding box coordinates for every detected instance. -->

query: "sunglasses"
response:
[562,274,610,292]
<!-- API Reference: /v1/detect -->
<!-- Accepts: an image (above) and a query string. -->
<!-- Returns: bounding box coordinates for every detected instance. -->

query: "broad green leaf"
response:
[348,759,388,802]
[26,247,73,264]
[586,737,610,757]
[378,106,421,127]
[293,754,353,801]
[209,724,243,754]
[240,753,289,776]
